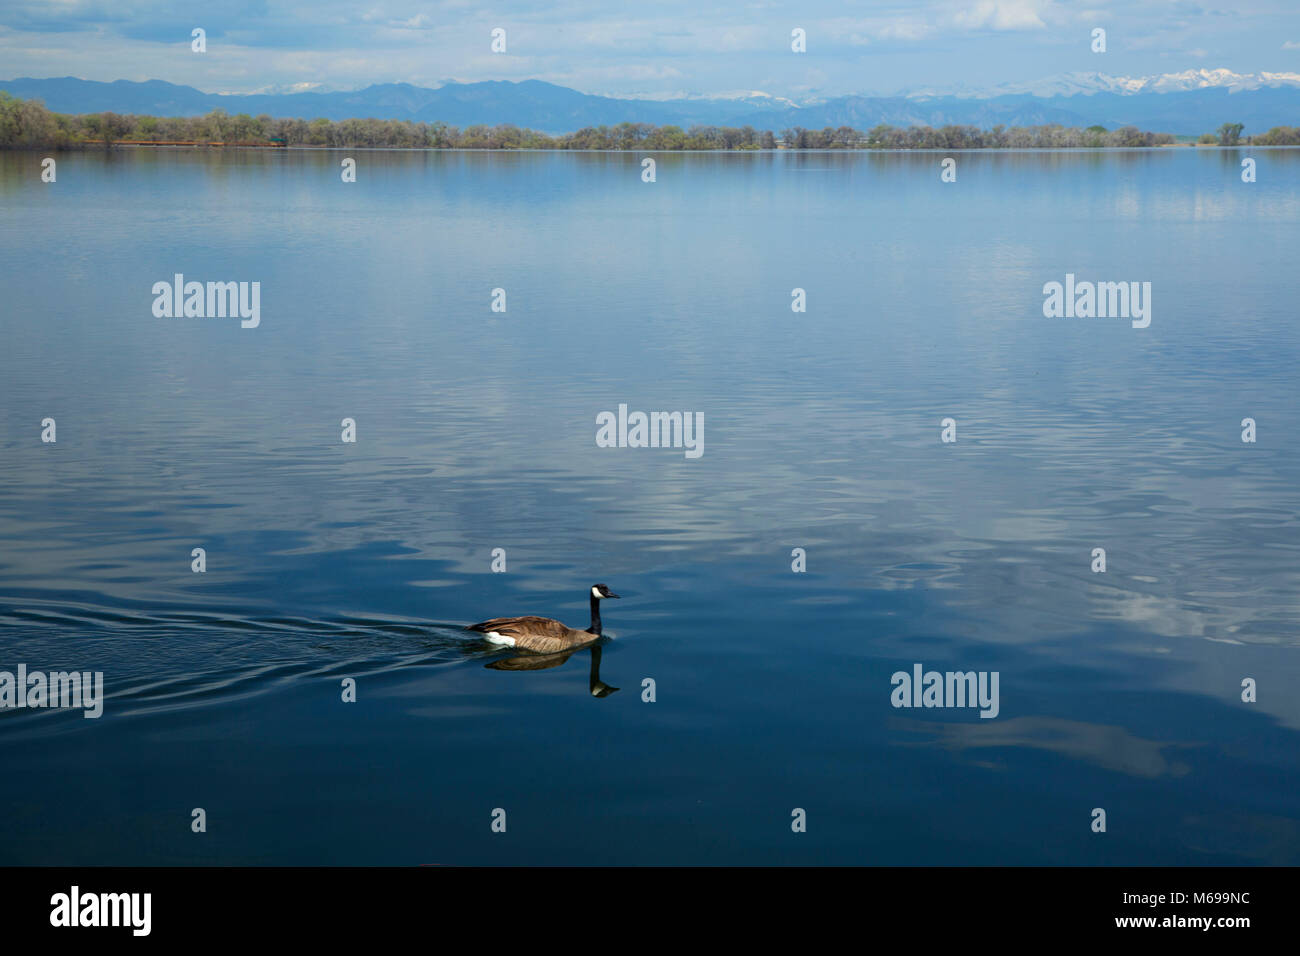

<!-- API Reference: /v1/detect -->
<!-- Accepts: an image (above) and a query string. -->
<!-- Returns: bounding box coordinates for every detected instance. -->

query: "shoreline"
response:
[5,142,1292,153]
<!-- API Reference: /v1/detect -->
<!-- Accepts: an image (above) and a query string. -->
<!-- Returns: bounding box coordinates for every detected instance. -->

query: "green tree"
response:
[0,91,59,147]
[1257,125,1300,146]
[83,111,133,148]
[1217,122,1244,146]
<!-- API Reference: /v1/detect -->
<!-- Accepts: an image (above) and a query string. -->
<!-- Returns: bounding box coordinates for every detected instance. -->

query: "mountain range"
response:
[3,69,1298,136]
[904,67,1300,98]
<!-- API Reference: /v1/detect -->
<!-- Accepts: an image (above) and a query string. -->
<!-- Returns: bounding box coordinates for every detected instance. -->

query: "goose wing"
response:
[468,616,569,640]
[469,615,586,653]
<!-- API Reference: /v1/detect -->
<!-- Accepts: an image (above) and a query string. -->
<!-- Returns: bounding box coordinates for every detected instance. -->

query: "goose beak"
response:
[606,591,621,599]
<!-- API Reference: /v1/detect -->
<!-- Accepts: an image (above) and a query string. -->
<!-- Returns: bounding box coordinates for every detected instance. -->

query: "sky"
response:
[1,0,1299,99]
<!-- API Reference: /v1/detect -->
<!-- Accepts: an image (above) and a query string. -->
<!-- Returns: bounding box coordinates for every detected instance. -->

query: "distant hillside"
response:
[0,77,743,132]
[2,76,1297,135]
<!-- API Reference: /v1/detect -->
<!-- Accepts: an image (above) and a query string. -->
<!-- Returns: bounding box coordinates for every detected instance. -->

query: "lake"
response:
[1,147,1298,864]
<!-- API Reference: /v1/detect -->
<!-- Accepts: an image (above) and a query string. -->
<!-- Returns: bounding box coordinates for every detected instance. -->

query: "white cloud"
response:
[950,0,1049,31]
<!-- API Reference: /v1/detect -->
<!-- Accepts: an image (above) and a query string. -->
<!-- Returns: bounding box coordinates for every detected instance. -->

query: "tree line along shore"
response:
[2,91,1297,150]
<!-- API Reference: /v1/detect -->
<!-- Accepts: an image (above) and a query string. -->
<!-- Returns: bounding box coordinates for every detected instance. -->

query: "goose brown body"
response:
[468,584,620,653]
[467,615,593,653]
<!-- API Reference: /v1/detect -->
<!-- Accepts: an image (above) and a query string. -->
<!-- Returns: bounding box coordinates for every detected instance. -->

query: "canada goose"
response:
[468,584,620,654]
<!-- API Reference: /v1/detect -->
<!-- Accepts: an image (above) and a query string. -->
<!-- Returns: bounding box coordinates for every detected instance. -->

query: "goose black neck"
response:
[589,594,603,635]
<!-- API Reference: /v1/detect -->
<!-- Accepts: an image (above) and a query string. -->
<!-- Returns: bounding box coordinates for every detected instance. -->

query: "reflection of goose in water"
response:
[467,584,619,653]
[487,644,620,697]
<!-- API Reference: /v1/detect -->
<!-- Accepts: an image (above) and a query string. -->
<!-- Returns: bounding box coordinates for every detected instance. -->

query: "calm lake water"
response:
[1,147,1298,865]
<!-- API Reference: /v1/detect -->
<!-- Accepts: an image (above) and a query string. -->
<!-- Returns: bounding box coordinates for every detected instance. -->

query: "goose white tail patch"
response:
[484,631,516,647]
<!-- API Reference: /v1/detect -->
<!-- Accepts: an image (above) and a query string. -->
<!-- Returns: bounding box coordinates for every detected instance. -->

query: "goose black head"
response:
[591,583,620,600]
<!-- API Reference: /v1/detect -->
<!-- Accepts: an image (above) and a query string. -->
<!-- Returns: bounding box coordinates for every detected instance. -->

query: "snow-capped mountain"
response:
[231,81,334,96]
[621,89,804,110]
[910,68,1300,99]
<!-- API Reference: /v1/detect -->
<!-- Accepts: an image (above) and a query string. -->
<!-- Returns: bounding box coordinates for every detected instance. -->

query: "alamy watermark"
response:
[50,886,150,935]
[891,663,999,718]
[152,274,261,328]
[596,403,704,459]
[1042,273,1151,328]
[0,665,103,718]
